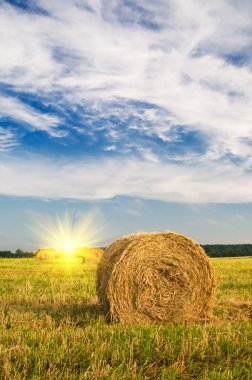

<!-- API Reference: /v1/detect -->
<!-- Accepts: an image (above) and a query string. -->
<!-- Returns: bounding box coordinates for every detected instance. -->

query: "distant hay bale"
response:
[80,248,103,264]
[97,232,215,324]
[35,248,56,261]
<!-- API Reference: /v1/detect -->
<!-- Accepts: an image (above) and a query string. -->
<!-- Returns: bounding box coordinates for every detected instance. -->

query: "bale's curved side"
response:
[35,248,56,261]
[80,248,103,264]
[97,232,215,324]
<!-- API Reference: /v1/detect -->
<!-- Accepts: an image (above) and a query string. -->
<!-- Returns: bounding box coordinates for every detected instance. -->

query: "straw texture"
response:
[97,232,215,324]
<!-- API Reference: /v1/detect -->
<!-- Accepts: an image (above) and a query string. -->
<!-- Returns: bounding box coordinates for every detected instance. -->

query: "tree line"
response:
[201,244,252,257]
[0,245,252,258]
[0,249,35,258]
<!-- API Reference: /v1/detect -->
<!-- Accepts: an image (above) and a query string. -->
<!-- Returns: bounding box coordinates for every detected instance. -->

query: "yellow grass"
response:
[0,256,251,379]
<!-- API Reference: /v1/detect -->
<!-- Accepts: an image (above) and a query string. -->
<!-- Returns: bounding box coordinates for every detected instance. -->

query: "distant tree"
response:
[15,249,24,256]
[0,251,12,258]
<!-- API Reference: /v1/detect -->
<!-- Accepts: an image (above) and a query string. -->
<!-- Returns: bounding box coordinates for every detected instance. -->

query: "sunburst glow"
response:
[30,208,104,255]
[64,243,75,255]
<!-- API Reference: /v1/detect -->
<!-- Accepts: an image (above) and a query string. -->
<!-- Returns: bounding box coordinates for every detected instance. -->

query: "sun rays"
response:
[29,208,105,256]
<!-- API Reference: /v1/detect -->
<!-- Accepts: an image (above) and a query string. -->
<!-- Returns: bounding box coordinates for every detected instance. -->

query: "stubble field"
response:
[0,257,251,379]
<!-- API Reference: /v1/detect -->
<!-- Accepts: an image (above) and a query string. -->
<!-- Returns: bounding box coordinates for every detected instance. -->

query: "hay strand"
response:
[97,232,215,324]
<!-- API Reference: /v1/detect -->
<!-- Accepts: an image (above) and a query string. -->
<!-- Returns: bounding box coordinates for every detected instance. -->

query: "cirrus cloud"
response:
[0,0,252,202]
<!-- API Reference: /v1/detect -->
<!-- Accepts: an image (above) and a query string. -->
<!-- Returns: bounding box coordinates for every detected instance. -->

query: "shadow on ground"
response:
[2,300,106,327]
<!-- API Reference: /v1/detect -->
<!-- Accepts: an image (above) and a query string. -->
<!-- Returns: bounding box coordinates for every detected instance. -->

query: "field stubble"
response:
[0,257,251,380]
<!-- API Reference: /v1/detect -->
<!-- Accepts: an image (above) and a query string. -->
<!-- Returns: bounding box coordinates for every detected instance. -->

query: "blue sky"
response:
[1,0,252,249]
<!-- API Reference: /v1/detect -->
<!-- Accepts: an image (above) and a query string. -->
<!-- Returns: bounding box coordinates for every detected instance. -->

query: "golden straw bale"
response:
[97,232,215,324]
[81,247,103,264]
[35,248,56,261]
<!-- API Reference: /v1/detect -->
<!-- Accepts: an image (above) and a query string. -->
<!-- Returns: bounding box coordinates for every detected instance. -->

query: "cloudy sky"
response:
[1,0,252,249]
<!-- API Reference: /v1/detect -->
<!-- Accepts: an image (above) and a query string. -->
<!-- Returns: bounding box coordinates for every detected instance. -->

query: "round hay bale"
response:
[97,232,215,324]
[81,248,103,264]
[35,248,56,261]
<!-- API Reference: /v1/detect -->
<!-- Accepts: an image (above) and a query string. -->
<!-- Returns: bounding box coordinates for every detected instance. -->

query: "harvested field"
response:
[0,256,251,379]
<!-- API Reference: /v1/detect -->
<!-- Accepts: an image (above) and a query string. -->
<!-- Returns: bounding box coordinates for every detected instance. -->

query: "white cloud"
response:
[0,156,252,203]
[1,1,252,201]
[0,1,251,146]
[0,96,65,137]
[104,145,116,151]
[0,127,18,151]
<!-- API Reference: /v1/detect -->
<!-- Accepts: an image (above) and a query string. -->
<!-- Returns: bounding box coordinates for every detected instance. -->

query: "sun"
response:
[30,208,105,258]
[63,243,76,255]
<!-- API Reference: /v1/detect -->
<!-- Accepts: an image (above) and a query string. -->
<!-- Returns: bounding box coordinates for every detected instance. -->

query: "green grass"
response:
[0,257,251,379]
